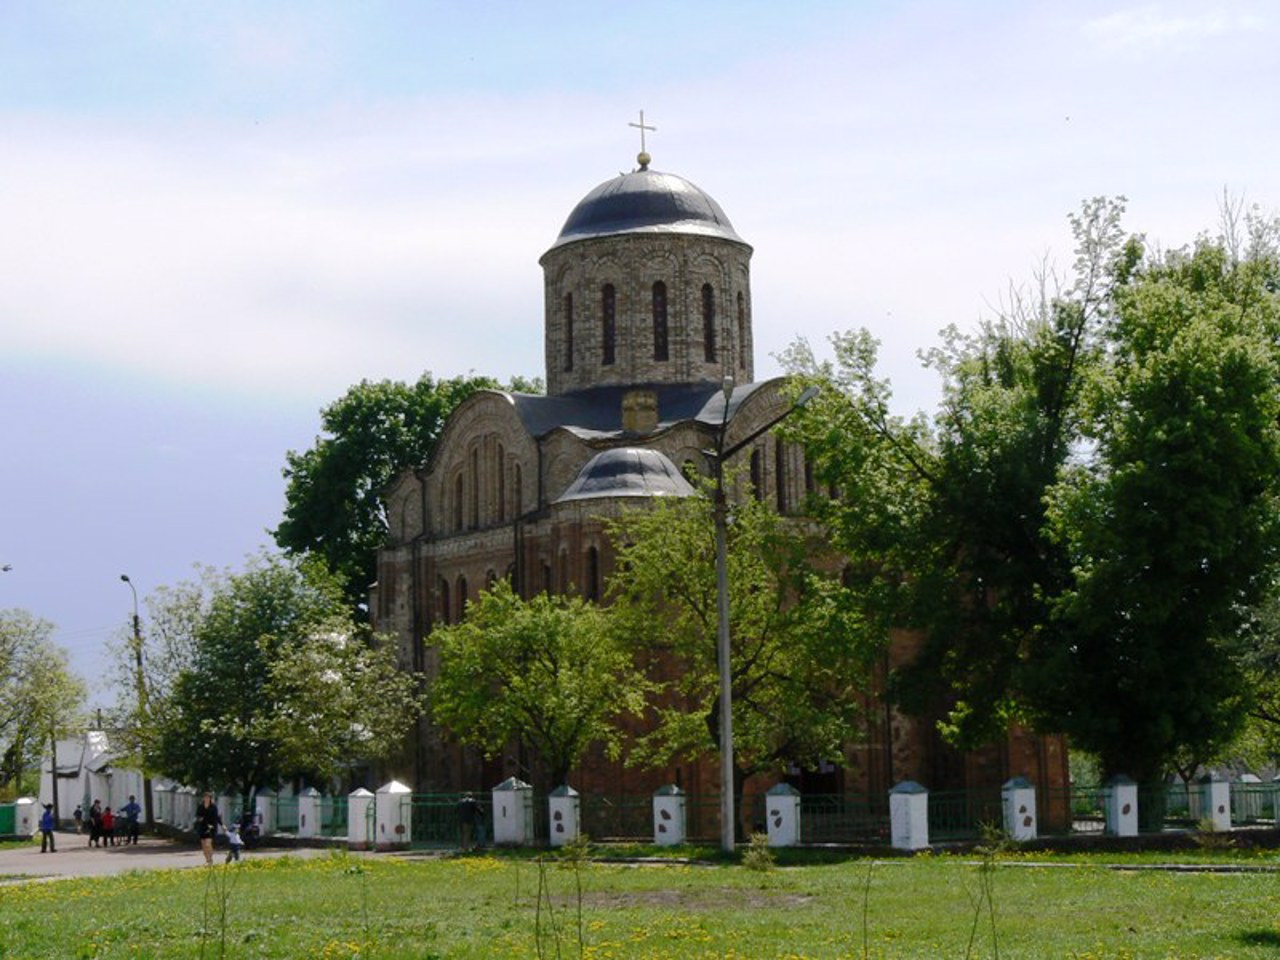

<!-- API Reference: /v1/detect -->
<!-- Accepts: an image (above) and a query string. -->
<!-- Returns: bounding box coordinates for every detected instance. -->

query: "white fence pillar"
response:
[13,797,37,838]
[889,781,929,851]
[1002,777,1037,841]
[297,787,321,839]
[1104,775,1138,837]
[176,787,196,831]
[1200,773,1231,832]
[548,785,580,847]
[347,788,374,850]
[155,783,175,824]
[652,785,686,846]
[492,777,534,846]
[254,788,276,837]
[375,780,412,850]
[765,783,801,847]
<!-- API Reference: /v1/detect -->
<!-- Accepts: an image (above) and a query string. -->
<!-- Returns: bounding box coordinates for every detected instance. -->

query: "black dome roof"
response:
[547,167,747,251]
[555,447,695,503]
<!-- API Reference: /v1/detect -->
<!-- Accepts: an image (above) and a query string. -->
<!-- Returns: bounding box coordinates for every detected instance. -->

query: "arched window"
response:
[438,577,451,626]
[750,448,764,502]
[453,474,464,531]
[469,448,480,528]
[586,546,600,602]
[563,293,574,372]
[496,444,506,522]
[456,575,468,621]
[775,438,788,513]
[702,284,716,363]
[602,284,616,366]
[737,291,747,370]
[558,548,569,595]
[513,463,523,516]
[803,453,815,495]
[542,561,553,595]
[652,281,668,361]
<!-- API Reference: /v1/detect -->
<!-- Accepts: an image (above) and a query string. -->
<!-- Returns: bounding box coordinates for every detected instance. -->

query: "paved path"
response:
[0,834,334,882]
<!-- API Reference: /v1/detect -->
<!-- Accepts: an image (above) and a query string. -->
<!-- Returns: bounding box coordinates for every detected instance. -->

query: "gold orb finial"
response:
[637,150,651,169]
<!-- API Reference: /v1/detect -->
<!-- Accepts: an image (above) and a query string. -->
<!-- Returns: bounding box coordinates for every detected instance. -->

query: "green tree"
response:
[274,373,540,612]
[786,199,1280,797]
[1041,237,1280,786]
[0,610,86,798]
[151,554,421,801]
[605,483,874,837]
[430,580,645,790]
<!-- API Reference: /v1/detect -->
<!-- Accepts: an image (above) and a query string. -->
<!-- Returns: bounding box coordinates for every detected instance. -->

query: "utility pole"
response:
[120,575,154,826]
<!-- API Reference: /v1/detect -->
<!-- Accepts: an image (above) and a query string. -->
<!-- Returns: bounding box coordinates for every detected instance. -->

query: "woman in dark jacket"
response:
[193,792,221,865]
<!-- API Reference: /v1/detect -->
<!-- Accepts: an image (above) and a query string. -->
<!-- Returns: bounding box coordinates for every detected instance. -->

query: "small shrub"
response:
[742,832,776,872]
[1192,817,1236,850]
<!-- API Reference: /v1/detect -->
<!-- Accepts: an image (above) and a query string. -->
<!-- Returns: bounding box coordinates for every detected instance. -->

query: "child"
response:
[101,806,116,847]
[225,821,243,863]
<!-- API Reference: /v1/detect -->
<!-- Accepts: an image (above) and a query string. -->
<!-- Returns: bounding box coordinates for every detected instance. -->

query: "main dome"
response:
[548,167,747,251]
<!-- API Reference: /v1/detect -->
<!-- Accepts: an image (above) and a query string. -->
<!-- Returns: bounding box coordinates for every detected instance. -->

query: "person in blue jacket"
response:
[39,803,56,853]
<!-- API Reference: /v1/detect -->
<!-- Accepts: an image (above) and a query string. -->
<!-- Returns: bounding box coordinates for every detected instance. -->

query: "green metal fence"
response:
[927,789,1003,842]
[802,793,888,843]
[1231,781,1274,826]
[580,794,652,840]
[320,796,348,838]
[273,795,300,833]
[1039,784,1106,836]
[406,793,491,849]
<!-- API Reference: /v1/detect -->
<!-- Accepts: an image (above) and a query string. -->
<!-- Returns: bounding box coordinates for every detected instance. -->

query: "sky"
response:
[2,0,1277,707]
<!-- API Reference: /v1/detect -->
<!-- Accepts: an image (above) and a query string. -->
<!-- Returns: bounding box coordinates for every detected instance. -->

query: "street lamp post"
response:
[708,380,819,853]
[119,574,153,826]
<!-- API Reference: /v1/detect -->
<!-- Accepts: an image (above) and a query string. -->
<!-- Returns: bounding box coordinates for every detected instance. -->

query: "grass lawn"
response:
[2,847,1280,958]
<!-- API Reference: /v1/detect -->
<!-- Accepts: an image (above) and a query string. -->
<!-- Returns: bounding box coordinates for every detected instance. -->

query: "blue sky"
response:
[2,1,1276,705]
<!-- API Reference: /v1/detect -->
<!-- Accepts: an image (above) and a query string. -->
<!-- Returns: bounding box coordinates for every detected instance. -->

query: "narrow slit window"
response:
[702,283,716,363]
[564,293,574,372]
[652,281,668,361]
[737,292,747,370]
[602,284,616,366]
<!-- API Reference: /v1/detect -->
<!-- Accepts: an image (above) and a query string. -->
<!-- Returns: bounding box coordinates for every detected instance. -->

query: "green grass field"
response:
[2,847,1280,958]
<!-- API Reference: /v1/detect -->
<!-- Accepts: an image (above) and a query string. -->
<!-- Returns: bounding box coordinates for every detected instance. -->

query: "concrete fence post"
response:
[889,781,929,851]
[1001,777,1037,841]
[297,787,321,839]
[347,788,374,850]
[1104,775,1138,837]
[491,777,534,846]
[1199,773,1231,832]
[765,783,801,847]
[652,785,686,846]
[548,785,580,847]
[375,780,412,850]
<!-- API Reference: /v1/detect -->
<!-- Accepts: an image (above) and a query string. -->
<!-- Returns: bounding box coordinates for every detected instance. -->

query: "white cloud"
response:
[1083,3,1265,55]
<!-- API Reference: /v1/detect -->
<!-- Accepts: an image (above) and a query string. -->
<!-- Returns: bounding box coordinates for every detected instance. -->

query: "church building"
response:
[371,143,1067,811]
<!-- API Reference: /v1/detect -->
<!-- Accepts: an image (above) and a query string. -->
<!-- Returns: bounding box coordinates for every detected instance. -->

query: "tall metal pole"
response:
[120,574,153,826]
[714,437,735,853]
[709,382,819,855]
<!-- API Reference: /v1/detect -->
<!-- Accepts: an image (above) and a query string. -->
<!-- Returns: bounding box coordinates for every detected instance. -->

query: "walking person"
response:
[225,820,243,863]
[194,791,222,865]
[88,799,103,847]
[457,793,479,851]
[72,804,83,834]
[39,803,56,853]
[120,794,142,845]
[101,806,116,847]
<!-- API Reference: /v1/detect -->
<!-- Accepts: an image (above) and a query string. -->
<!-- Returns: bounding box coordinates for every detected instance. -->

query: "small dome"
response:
[548,168,746,251]
[556,448,696,503]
